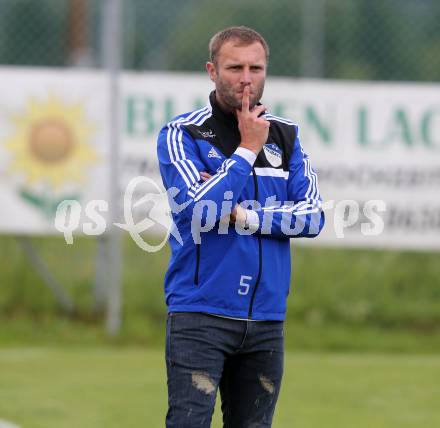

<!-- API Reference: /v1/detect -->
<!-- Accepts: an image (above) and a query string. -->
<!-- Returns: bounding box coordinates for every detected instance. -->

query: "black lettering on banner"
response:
[386,205,440,231]
[334,201,440,235]
[316,165,440,190]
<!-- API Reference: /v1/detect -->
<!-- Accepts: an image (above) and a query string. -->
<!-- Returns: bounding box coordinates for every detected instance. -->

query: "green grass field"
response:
[1,236,440,427]
[0,347,439,428]
[1,235,440,352]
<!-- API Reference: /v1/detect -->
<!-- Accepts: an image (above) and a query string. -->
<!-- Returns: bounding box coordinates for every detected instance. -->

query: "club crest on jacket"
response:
[263,143,282,167]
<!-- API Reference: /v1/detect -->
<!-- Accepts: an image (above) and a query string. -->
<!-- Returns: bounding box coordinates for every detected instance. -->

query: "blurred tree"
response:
[157,0,303,76]
[419,0,440,81]
[325,0,440,81]
[68,0,93,66]
[0,0,67,66]
[0,0,438,82]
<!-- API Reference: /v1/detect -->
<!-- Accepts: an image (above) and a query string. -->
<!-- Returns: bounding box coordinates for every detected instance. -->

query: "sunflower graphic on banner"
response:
[3,95,99,220]
[0,69,110,234]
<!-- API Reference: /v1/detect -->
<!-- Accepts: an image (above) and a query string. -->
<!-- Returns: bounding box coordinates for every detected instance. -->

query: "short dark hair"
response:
[209,26,269,65]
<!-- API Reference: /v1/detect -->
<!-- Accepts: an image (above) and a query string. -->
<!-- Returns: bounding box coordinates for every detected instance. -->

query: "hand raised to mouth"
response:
[236,85,270,155]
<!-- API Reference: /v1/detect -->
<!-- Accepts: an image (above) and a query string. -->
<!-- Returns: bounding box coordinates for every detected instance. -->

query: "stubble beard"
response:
[215,77,265,112]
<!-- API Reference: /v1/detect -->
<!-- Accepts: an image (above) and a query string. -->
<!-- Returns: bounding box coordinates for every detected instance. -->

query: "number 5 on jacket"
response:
[238,275,252,295]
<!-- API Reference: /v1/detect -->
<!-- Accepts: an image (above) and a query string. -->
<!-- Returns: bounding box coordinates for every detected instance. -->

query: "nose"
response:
[240,67,251,86]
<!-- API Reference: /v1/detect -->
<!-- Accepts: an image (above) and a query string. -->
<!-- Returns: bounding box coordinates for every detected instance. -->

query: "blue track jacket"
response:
[157,92,324,320]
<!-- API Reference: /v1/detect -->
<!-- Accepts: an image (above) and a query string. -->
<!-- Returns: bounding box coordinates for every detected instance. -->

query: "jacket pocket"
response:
[194,243,200,285]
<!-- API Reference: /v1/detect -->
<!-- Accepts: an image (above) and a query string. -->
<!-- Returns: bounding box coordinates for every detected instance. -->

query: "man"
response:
[157,26,324,427]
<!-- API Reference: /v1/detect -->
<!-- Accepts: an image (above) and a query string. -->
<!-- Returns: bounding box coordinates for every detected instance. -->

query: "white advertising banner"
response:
[120,73,440,251]
[1,68,439,250]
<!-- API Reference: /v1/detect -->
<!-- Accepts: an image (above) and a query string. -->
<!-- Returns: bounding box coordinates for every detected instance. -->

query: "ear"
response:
[206,62,217,82]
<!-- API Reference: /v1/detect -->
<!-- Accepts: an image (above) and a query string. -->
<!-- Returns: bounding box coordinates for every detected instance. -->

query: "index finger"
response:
[241,85,250,113]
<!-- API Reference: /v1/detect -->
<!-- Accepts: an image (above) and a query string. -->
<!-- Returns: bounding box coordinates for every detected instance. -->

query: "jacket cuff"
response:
[234,147,257,166]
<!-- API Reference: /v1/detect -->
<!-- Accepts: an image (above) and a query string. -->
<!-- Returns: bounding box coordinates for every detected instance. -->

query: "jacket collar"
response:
[209,91,238,126]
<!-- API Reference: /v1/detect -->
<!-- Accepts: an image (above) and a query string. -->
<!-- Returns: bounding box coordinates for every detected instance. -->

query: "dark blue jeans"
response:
[165,312,284,428]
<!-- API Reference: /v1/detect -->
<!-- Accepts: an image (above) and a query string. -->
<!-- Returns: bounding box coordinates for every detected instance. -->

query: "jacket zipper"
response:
[194,243,200,285]
[247,168,262,319]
